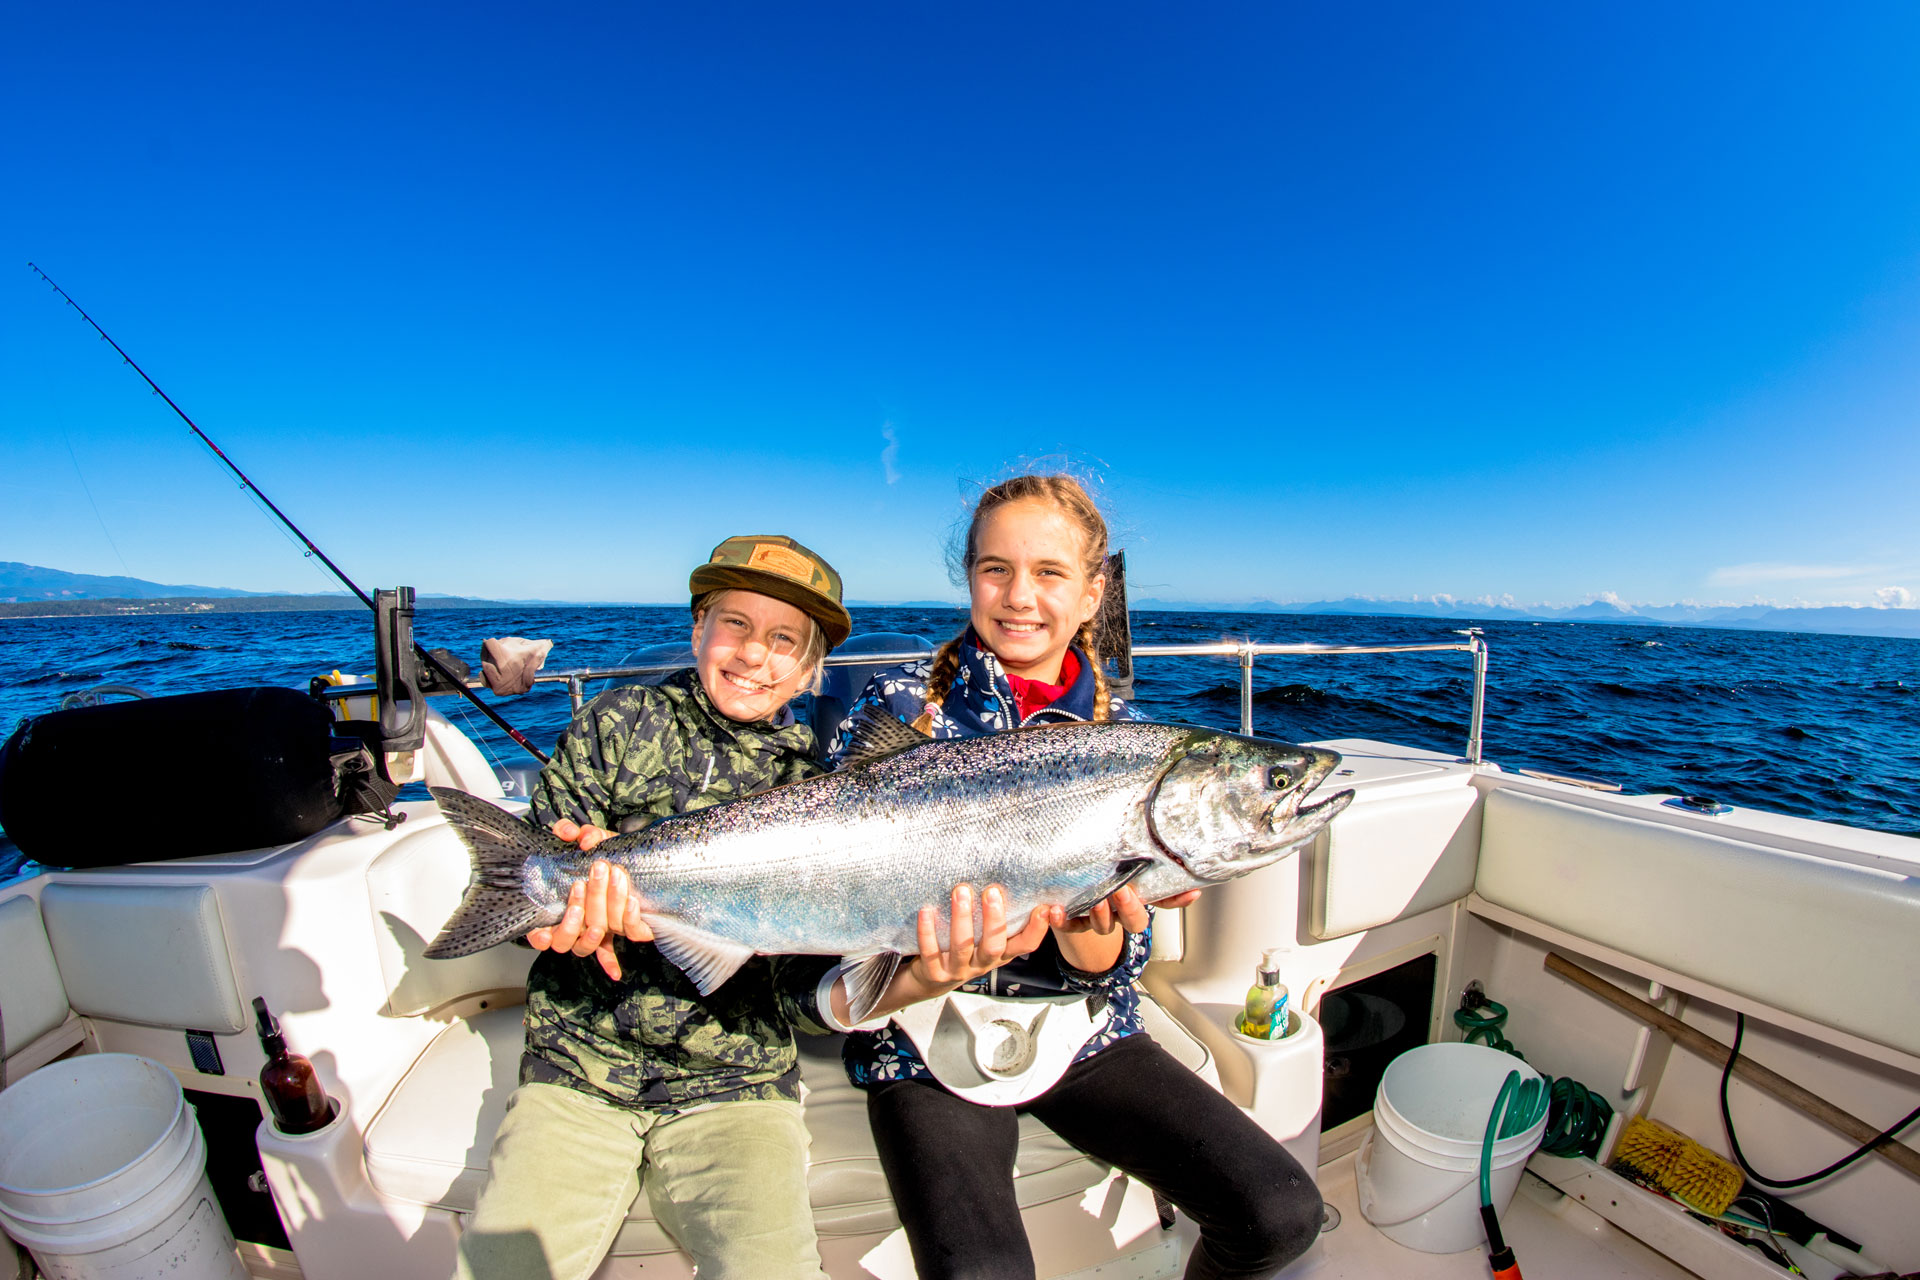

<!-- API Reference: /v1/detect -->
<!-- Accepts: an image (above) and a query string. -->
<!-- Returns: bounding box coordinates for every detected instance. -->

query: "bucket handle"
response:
[1354,1130,1481,1231]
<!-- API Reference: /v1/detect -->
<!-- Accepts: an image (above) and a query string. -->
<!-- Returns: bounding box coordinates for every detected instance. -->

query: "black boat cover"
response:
[0,686,388,867]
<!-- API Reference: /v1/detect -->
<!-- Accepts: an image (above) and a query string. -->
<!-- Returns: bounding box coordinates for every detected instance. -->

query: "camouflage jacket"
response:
[521,668,835,1112]
[825,635,1153,1089]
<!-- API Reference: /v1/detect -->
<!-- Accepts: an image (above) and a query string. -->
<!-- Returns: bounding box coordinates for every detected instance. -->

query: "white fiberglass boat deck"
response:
[1,636,1916,1280]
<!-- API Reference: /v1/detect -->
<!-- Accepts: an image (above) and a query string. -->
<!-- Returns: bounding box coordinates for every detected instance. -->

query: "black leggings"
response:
[866,1034,1322,1280]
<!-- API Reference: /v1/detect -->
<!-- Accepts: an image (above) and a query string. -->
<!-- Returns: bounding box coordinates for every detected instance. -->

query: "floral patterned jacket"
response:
[825,632,1153,1088]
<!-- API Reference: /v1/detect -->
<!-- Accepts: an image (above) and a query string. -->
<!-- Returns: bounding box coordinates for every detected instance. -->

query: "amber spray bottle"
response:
[253,997,334,1134]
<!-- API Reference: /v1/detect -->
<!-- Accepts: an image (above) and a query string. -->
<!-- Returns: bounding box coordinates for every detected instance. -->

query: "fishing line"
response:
[28,263,550,765]
[59,425,134,578]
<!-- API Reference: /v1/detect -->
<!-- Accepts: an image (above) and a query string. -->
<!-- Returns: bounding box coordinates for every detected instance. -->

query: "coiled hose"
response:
[1454,999,1613,1158]
[1459,995,1614,1280]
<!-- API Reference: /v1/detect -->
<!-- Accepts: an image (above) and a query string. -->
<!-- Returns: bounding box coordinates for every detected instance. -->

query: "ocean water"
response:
[2,608,1915,878]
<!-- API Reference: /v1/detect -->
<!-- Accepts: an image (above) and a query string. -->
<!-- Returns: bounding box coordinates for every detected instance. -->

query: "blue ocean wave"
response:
[1,608,1916,843]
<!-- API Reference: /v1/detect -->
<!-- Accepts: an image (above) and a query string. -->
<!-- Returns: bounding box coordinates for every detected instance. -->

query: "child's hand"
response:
[911,883,1053,987]
[1045,885,1198,976]
[549,817,614,853]
[1052,885,1149,937]
[526,826,655,981]
[1053,885,1203,936]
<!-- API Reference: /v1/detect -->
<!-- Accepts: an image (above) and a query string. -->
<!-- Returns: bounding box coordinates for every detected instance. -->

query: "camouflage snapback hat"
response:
[689,534,851,648]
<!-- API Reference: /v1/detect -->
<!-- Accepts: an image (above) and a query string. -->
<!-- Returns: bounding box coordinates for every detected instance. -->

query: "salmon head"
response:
[1145,730,1354,882]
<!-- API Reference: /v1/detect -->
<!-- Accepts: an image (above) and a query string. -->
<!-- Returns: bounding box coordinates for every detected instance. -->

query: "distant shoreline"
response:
[0,595,515,619]
[1,594,1914,641]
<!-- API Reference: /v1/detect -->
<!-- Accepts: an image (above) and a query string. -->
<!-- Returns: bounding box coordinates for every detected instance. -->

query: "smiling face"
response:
[967,498,1106,684]
[691,589,819,723]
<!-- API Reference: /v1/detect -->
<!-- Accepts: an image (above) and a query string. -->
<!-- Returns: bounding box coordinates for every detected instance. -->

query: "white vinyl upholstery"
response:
[39,882,247,1033]
[1308,786,1482,939]
[1476,789,1920,1059]
[365,995,1214,1254]
[366,823,535,1017]
[0,896,71,1055]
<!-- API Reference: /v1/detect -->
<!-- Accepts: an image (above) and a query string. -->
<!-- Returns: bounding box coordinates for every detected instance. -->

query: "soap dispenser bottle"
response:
[1235,948,1290,1040]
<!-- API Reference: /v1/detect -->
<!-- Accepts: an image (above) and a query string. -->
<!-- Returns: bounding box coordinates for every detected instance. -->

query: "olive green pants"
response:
[453,1082,825,1280]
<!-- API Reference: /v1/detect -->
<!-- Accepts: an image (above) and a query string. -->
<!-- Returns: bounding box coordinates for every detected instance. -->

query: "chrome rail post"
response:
[1239,642,1255,737]
[1467,634,1488,764]
[567,674,585,715]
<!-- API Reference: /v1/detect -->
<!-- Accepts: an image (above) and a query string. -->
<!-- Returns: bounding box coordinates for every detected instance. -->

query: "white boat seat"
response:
[0,895,87,1086]
[363,994,1215,1255]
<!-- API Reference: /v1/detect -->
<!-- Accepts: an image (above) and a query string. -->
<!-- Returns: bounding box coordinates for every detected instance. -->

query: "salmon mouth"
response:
[1271,789,1346,829]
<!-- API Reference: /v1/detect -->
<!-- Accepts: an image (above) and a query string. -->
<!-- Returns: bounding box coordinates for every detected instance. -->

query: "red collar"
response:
[1005,649,1080,721]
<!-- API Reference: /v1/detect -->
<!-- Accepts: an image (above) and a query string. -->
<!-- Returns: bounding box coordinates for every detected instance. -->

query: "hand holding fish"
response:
[1056,885,1204,935]
[525,822,656,981]
[912,883,1053,987]
[829,883,1052,1025]
[1047,885,1203,974]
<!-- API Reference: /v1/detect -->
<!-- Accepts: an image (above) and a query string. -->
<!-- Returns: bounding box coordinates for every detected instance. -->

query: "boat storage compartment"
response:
[1319,951,1437,1132]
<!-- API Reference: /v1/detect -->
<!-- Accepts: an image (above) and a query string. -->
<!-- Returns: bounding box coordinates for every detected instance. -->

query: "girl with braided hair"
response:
[825,474,1323,1280]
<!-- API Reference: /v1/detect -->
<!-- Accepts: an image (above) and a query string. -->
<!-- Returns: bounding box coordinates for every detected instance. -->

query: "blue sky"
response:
[4,3,1917,608]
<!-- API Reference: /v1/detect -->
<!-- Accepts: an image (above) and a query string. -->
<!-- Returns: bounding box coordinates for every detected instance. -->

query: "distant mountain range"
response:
[1130,596,1920,639]
[4,563,1915,639]
[0,561,276,601]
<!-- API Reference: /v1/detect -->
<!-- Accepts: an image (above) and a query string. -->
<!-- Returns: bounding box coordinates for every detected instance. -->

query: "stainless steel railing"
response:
[507,630,1492,763]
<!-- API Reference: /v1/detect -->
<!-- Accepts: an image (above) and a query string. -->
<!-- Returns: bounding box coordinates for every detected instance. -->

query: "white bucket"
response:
[1354,1042,1548,1254]
[0,1054,247,1280]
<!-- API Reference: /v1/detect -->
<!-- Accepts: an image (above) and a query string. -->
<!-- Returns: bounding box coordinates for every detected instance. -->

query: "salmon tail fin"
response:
[424,786,567,958]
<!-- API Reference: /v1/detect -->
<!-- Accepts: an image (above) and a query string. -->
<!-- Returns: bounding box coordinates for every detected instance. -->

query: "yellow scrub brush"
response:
[1609,1116,1745,1216]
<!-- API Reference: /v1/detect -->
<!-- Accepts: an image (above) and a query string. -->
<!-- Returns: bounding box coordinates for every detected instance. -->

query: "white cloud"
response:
[1874,585,1914,608]
[1708,562,1873,586]
[1590,590,1625,606]
[879,424,900,484]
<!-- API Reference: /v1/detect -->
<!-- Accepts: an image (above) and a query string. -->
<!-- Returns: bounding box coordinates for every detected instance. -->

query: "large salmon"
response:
[425,710,1354,1020]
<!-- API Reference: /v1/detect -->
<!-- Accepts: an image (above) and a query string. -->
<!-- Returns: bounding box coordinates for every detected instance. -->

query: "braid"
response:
[1074,620,1112,722]
[912,631,967,734]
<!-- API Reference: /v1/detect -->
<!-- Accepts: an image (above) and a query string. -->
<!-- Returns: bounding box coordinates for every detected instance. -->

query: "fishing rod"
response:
[28,262,551,765]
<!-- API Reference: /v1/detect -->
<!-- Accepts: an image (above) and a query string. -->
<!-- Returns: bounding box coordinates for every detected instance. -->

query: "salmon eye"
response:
[1266,757,1311,789]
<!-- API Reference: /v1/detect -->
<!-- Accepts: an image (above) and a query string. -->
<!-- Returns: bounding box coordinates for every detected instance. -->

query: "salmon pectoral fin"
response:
[646,916,758,995]
[1062,858,1155,919]
[841,952,905,1025]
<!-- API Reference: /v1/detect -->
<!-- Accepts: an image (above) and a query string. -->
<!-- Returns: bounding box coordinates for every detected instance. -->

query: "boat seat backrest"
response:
[37,882,247,1033]
[366,821,535,1018]
[0,893,85,1084]
[810,633,934,750]
[1475,788,1920,1060]
[1306,785,1482,940]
